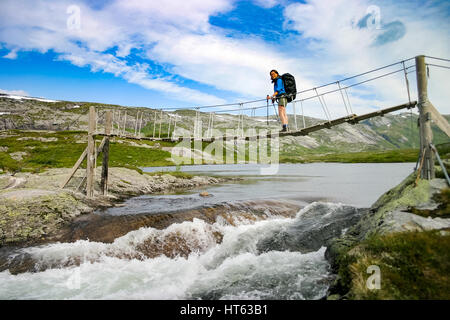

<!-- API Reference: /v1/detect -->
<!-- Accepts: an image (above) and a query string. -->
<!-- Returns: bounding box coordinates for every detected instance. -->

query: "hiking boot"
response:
[280,127,288,132]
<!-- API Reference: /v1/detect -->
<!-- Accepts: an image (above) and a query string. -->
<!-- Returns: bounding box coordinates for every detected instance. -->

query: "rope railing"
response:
[424,56,450,63]
[203,65,414,115]
[109,55,446,141]
[160,57,417,111]
[426,63,450,70]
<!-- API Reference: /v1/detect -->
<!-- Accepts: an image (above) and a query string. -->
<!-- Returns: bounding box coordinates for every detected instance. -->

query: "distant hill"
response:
[1,95,449,158]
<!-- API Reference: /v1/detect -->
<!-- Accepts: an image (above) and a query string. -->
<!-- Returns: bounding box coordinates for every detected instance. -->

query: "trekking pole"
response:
[272,101,280,123]
[266,98,269,126]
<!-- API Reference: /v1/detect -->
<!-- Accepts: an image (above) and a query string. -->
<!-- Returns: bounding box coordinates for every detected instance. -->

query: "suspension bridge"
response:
[61,55,450,198]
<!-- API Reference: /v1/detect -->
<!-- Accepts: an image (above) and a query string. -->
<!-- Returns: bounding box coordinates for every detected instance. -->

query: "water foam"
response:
[0,202,347,300]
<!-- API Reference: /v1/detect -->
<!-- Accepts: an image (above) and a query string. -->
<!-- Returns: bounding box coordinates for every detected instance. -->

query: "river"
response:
[0,163,414,299]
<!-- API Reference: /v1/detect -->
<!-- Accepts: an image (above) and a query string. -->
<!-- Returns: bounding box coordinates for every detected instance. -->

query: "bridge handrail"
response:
[160,57,418,111]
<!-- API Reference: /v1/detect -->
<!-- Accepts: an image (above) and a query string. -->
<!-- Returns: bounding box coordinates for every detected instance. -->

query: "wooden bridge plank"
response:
[60,147,88,189]
[428,101,450,137]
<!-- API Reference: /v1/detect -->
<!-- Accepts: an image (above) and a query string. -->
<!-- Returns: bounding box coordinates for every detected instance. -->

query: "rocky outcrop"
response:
[324,166,450,299]
[0,190,92,245]
[0,167,228,246]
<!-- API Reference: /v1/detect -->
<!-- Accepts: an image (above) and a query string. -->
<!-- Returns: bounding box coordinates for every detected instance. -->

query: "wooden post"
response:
[94,140,97,179]
[134,111,139,137]
[110,110,116,134]
[167,117,171,138]
[86,106,96,198]
[95,111,99,134]
[159,109,163,139]
[153,110,157,138]
[122,111,127,137]
[60,147,87,189]
[101,111,111,196]
[138,113,143,138]
[415,55,434,179]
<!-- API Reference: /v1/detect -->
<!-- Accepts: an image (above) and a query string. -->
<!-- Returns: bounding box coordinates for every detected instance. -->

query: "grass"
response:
[280,149,420,163]
[436,142,450,160]
[1,130,448,173]
[144,170,194,179]
[408,188,450,218]
[339,229,450,300]
[0,130,175,173]
[107,141,173,169]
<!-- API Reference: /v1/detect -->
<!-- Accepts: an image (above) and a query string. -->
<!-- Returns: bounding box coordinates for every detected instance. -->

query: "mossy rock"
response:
[341,229,450,299]
[326,169,450,299]
[0,191,91,245]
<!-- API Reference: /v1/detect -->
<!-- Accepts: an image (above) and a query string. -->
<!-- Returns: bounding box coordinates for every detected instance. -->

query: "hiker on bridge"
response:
[268,69,289,132]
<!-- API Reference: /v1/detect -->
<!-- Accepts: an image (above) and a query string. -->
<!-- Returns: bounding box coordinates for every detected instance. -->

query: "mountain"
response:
[1,95,449,158]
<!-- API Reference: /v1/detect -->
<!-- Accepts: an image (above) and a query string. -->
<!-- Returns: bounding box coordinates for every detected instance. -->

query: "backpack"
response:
[281,73,297,103]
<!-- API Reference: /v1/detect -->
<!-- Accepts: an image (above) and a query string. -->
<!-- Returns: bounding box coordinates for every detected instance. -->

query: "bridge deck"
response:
[96,101,417,142]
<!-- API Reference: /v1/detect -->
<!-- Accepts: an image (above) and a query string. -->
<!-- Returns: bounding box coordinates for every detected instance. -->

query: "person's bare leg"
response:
[279,105,288,125]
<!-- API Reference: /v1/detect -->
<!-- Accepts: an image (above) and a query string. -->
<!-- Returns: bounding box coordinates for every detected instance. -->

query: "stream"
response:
[0,163,414,299]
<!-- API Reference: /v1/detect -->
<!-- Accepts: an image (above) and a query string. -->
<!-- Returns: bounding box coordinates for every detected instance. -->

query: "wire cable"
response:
[425,56,450,63]
[160,57,417,111]
[426,63,450,70]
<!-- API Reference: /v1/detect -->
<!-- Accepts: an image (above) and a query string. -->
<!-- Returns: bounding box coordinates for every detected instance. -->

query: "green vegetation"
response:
[0,130,175,173]
[1,128,448,174]
[337,229,450,300]
[409,188,450,218]
[144,170,194,179]
[281,149,420,163]
[141,121,174,138]
[436,142,450,159]
[107,141,173,170]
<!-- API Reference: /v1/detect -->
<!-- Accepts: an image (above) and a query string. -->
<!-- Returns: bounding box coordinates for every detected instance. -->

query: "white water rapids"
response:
[1,203,334,300]
[0,163,414,299]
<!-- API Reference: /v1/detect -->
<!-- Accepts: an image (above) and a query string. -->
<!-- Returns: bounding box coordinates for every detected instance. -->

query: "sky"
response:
[0,0,449,119]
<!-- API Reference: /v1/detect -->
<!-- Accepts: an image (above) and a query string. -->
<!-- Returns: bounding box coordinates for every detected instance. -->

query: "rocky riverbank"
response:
[0,167,232,247]
[325,166,450,299]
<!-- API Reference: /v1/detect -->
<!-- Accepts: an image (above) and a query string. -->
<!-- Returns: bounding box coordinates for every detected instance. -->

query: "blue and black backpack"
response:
[281,73,297,103]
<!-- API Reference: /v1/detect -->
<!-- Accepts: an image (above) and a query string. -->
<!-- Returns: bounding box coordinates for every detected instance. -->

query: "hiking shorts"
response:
[277,96,287,107]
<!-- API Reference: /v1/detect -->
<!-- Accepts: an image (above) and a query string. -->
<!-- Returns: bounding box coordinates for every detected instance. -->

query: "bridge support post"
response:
[101,111,111,196]
[415,55,434,180]
[86,106,96,198]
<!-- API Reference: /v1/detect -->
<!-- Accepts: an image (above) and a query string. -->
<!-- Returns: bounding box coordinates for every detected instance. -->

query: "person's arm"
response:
[272,91,278,99]
[267,78,281,100]
[273,78,283,98]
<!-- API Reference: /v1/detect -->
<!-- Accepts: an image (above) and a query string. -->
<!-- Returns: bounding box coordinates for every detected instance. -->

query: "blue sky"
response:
[0,0,449,117]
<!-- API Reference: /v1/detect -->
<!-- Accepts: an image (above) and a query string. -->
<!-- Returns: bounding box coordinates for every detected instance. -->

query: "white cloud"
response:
[58,48,226,106]
[150,32,299,97]
[0,0,234,106]
[282,0,450,116]
[3,48,18,59]
[0,0,448,119]
[0,88,30,96]
[253,0,278,9]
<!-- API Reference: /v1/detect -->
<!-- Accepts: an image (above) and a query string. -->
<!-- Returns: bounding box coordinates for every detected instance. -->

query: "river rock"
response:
[17,137,58,142]
[324,170,450,299]
[257,202,366,255]
[381,210,450,233]
[0,167,227,246]
[0,190,92,245]
[9,152,27,161]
